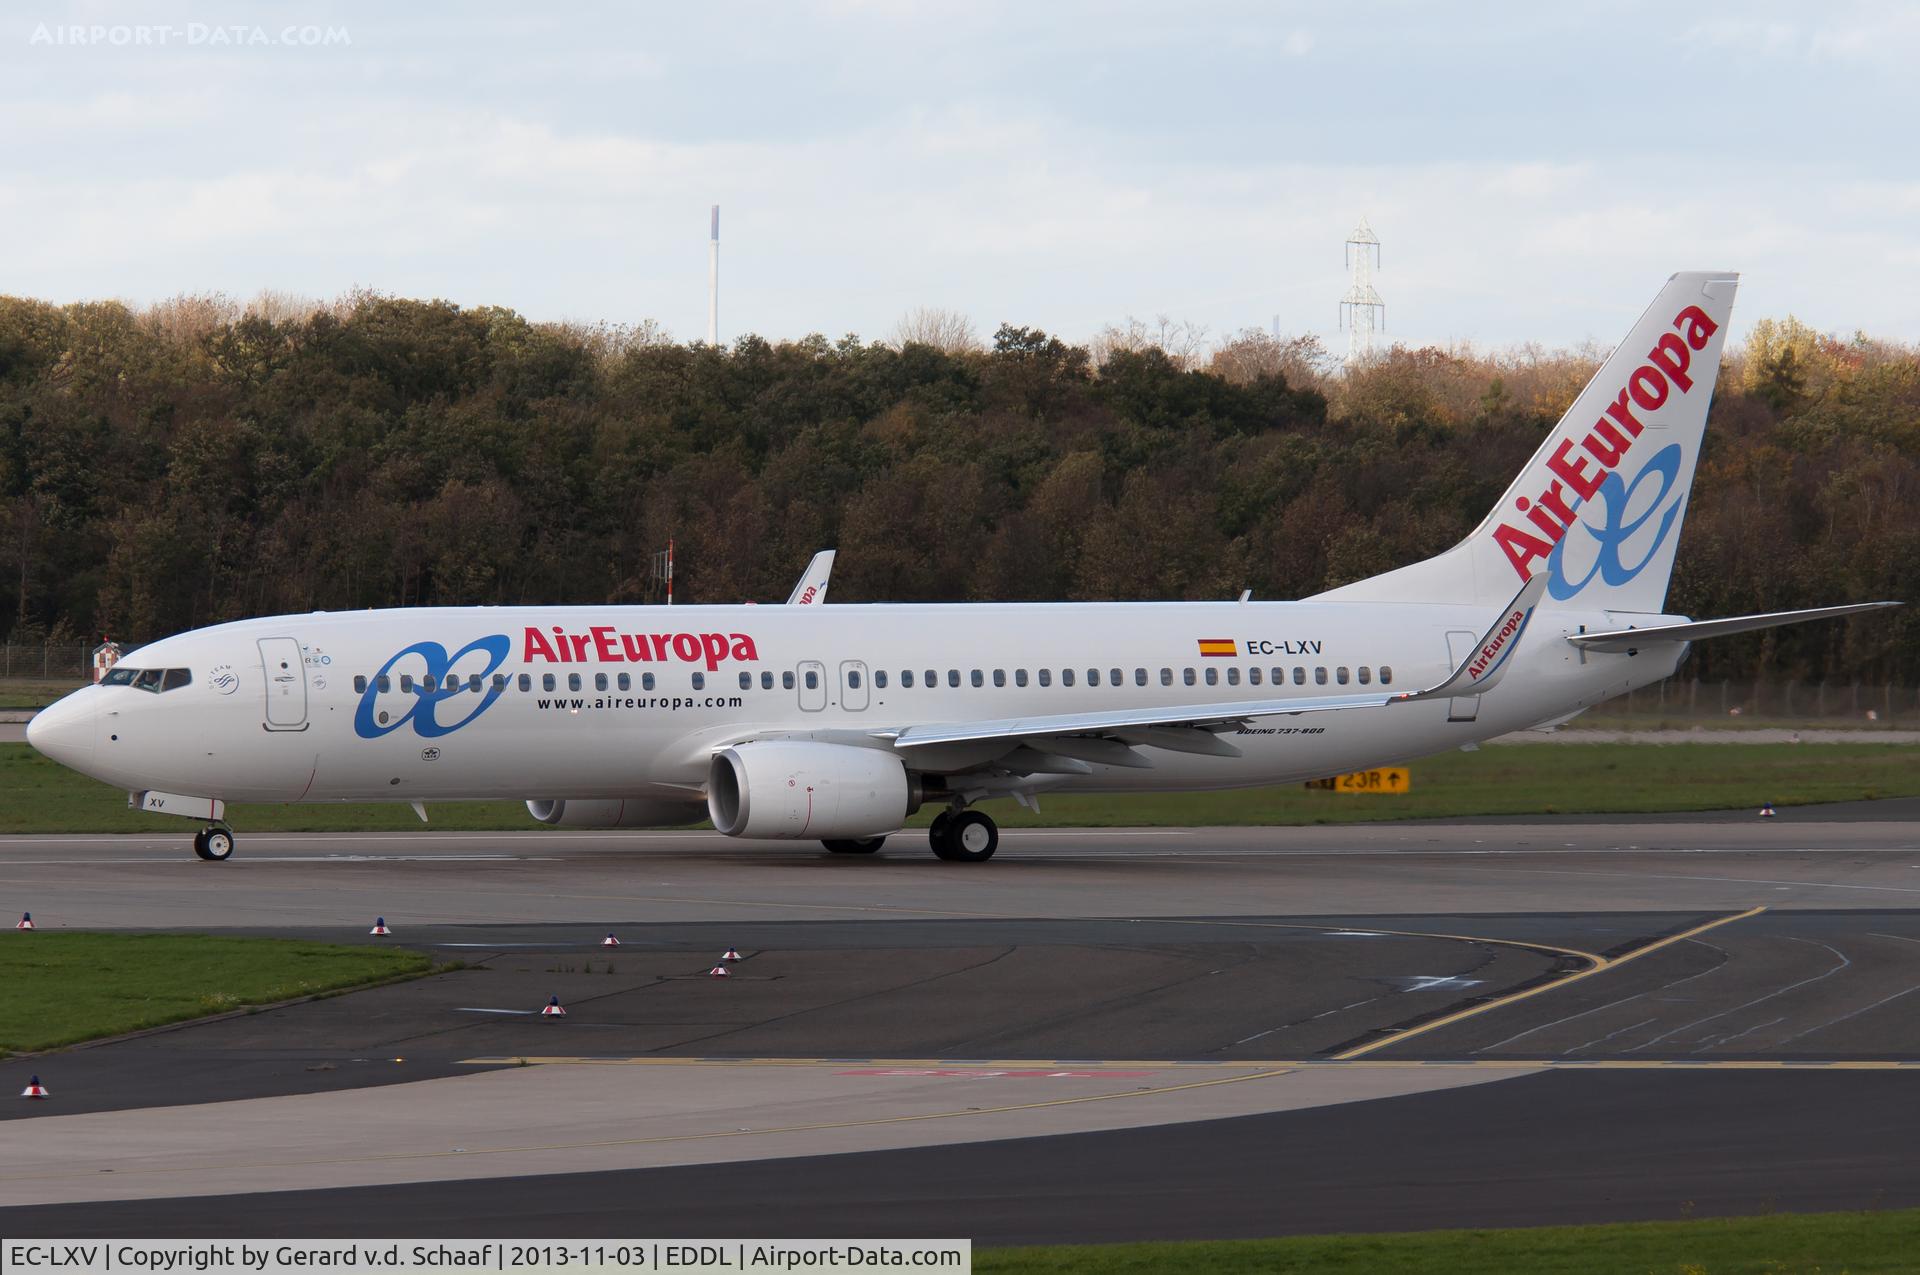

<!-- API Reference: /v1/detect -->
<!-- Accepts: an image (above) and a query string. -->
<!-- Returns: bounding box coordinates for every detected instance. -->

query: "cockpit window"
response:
[101,667,194,692]
[101,667,136,686]
[161,668,192,692]
[131,669,165,692]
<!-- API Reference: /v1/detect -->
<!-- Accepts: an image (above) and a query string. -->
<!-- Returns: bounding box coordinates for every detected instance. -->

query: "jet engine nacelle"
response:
[526,798,705,829]
[707,741,916,839]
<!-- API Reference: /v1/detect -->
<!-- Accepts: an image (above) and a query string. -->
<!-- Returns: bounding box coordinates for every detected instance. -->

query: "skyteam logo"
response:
[353,635,511,740]
[1546,443,1685,602]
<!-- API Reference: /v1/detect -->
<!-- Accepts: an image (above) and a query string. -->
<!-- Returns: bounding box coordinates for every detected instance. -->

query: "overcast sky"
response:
[4,1,1917,352]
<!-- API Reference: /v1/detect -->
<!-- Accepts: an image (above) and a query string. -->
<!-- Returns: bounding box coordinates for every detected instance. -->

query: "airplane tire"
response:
[932,810,997,862]
[198,827,235,862]
[823,837,885,854]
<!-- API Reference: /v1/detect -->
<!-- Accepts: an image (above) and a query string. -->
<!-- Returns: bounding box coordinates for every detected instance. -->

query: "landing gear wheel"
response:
[823,836,886,854]
[195,826,235,862]
[930,809,997,862]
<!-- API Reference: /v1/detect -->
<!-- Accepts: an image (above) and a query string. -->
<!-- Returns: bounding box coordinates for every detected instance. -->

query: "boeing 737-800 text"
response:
[26,273,1900,861]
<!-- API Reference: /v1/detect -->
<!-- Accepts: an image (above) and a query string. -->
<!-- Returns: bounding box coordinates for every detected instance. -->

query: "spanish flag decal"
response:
[1197,638,1237,657]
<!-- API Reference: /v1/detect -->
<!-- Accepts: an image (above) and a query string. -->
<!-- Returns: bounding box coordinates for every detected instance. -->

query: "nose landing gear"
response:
[193,825,236,862]
[929,808,998,862]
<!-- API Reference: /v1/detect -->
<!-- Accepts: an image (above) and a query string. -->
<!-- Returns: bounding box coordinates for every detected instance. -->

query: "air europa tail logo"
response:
[523,626,759,672]
[1493,303,1718,592]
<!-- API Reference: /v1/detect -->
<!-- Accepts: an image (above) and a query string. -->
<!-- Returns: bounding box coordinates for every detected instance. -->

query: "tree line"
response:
[0,293,1912,684]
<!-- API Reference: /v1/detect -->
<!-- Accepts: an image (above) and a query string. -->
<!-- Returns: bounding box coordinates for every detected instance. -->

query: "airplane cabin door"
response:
[258,636,309,730]
[840,660,869,711]
[1444,630,1480,722]
[797,660,827,712]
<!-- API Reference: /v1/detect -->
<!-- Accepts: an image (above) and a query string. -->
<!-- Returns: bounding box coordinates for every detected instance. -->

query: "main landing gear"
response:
[929,808,997,862]
[192,824,235,862]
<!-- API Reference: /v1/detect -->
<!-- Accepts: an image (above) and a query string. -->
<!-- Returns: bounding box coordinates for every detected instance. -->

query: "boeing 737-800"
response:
[25,273,1900,862]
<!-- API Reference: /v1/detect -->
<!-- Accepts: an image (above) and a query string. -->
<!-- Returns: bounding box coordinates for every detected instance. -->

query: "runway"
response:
[3,814,1919,1240]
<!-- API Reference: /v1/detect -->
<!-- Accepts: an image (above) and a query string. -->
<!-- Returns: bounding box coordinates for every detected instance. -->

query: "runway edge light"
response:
[602,932,621,947]
[1760,802,1777,818]
[21,1075,49,1099]
[722,947,741,962]
[709,965,730,978]
[541,995,567,1017]
[370,916,392,935]
[15,912,32,930]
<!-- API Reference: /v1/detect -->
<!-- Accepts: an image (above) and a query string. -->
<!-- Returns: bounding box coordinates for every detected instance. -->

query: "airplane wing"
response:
[880,575,1548,757]
[1567,601,1901,653]
[786,550,836,605]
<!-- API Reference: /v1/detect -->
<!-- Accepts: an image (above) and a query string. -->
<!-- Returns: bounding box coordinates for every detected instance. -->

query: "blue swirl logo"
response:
[1546,443,1685,602]
[353,635,511,739]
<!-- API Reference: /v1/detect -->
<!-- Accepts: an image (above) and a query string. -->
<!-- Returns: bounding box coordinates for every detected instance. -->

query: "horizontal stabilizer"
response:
[1568,601,1902,653]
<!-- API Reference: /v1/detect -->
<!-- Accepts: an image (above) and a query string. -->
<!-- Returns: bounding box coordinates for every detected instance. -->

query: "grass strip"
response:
[0,932,432,1054]
[977,1208,1920,1273]
[1,742,1916,834]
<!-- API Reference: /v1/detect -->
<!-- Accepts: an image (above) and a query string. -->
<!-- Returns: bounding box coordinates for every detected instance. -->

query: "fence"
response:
[1585,678,1918,729]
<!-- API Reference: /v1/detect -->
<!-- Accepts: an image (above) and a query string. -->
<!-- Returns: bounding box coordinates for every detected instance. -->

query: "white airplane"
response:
[26,273,1900,863]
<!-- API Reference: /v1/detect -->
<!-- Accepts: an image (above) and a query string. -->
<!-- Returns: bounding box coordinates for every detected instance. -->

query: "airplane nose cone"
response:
[27,690,95,768]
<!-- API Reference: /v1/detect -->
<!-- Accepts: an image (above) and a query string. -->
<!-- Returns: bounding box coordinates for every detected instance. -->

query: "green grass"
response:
[0,677,87,711]
[2,742,1917,835]
[978,1209,1920,1274]
[0,932,433,1054]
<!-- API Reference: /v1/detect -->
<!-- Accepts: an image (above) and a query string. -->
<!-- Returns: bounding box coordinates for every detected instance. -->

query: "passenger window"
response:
[1357,666,1372,685]
[875,670,888,689]
[925,670,937,688]
[620,672,633,691]
[469,674,482,693]
[1063,669,1076,686]
[902,670,915,688]
[804,670,818,690]
[1243,667,1256,686]
[1183,668,1196,686]
[542,674,556,691]
[1336,667,1350,685]
[567,673,581,691]
[1315,667,1328,685]
[421,675,436,693]
[692,672,705,690]
[1086,669,1099,686]
[1160,668,1173,686]
[849,670,862,689]
[992,670,1005,688]
[492,674,507,691]
[1015,669,1028,687]
[1292,667,1306,686]
[1380,666,1393,685]
[739,672,752,690]
[1037,669,1050,687]
[643,673,656,691]
[379,675,392,693]
[354,675,368,694]
[971,670,984,688]
[759,672,771,690]
[1132,668,1145,686]
[783,671,795,690]
[1206,667,1219,686]
[517,673,530,692]
[400,675,414,693]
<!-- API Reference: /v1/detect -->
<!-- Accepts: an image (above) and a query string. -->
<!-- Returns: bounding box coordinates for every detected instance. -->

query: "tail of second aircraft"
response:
[1315,271,1740,612]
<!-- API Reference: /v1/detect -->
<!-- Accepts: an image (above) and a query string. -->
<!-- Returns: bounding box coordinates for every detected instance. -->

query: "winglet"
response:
[1399,573,1548,703]
[786,550,836,605]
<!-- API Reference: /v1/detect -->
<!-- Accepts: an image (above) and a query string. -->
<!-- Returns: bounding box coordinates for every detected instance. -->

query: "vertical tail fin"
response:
[1314,271,1739,611]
